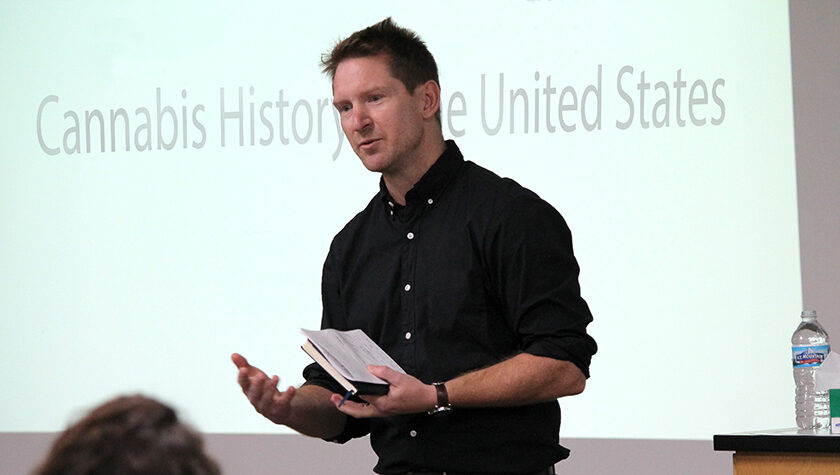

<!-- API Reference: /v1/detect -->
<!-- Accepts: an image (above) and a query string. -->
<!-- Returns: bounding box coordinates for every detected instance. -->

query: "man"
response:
[233,18,596,475]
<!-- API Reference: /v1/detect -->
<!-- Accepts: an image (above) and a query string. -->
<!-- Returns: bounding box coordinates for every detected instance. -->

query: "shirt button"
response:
[407,232,414,240]
[404,284,411,292]
[388,201,394,208]
[427,198,434,205]
[409,430,418,438]
[405,332,412,340]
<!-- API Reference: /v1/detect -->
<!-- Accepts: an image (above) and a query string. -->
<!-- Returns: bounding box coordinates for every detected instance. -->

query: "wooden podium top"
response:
[714,428,840,453]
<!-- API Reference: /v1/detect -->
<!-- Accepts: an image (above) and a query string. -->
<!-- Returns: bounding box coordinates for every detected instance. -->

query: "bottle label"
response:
[792,345,830,367]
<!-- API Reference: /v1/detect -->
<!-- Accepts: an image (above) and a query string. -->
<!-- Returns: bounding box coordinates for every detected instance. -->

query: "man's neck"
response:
[382,138,447,206]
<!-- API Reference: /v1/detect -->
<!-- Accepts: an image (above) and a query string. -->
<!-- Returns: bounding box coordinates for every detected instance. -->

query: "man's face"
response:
[332,54,426,177]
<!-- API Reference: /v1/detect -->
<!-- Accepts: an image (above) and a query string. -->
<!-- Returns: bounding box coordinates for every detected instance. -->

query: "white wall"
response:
[791,2,840,341]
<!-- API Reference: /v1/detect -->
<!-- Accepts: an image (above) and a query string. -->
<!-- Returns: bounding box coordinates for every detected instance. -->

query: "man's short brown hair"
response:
[321,17,440,104]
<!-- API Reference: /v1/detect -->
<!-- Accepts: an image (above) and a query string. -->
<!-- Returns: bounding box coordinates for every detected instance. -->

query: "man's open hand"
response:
[232,353,297,425]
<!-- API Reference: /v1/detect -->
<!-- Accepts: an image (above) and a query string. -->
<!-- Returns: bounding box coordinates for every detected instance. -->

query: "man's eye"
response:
[370,95,382,102]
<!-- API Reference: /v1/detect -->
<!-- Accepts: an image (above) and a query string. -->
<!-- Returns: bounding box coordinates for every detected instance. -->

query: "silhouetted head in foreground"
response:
[34,394,220,475]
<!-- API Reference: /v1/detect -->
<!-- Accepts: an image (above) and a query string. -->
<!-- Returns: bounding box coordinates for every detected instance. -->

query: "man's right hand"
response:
[231,353,297,425]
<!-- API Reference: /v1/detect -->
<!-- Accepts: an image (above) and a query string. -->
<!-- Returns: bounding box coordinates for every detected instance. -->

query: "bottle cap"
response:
[802,310,818,319]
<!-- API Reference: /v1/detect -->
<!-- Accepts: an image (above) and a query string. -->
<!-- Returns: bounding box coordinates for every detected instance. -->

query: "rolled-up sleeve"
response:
[490,194,597,377]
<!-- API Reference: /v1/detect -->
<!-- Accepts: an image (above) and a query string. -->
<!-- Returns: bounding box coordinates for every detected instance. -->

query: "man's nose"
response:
[352,106,372,132]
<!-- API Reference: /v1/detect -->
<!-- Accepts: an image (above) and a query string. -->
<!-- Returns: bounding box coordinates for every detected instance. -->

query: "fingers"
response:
[281,385,296,402]
[255,375,280,410]
[237,364,266,392]
[245,377,295,425]
[247,374,283,413]
[234,355,273,402]
[237,366,250,391]
[231,353,249,369]
[353,369,435,415]
[367,365,402,384]
[232,353,296,425]
[233,354,270,388]
[232,353,253,390]
[244,372,276,402]
[331,393,381,418]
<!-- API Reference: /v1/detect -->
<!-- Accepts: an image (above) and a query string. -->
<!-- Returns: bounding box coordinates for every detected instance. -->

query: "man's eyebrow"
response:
[363,86,389,95]
[336,84,392,101]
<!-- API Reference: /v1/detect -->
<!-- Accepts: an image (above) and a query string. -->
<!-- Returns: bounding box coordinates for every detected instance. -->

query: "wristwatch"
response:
[427,382,452,415]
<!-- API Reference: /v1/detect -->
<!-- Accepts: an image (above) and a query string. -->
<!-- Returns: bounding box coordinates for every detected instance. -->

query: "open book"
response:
[300,328,407,398]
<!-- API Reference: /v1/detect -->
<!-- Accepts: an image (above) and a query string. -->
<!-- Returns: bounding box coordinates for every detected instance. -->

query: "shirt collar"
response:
[378,140,465,207]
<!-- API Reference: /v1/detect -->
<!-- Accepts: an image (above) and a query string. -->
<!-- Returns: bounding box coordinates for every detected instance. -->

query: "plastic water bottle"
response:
[792,310,831,429]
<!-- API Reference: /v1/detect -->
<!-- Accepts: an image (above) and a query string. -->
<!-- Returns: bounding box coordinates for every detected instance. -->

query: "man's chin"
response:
[358,154,388,173]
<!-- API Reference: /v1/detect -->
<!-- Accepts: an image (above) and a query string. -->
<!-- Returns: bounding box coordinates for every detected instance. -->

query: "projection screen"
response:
[0,0,800,440]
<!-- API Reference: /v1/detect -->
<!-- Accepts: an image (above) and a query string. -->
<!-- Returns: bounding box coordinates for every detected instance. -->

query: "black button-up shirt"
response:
[304,140,597,474]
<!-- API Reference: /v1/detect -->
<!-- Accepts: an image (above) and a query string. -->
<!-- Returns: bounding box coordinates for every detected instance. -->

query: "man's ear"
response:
[418,80,441,120]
